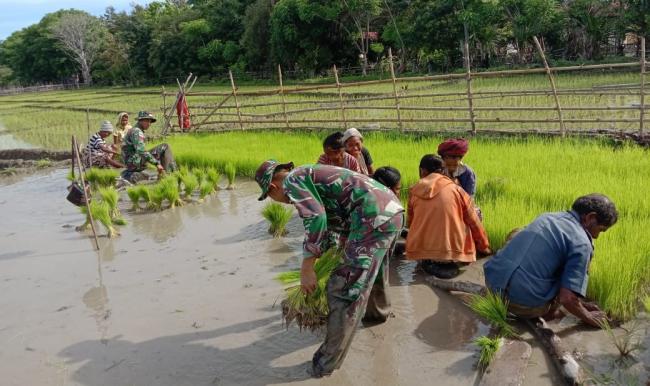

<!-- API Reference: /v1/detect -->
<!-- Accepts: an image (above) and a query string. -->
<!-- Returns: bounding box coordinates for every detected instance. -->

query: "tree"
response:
[338,0,382,75]
[51,11,107,84]
[241,0,273,70]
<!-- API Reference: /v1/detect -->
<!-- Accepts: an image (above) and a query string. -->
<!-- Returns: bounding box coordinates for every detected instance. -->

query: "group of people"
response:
[255,129,618,377]
[81,111,177,183]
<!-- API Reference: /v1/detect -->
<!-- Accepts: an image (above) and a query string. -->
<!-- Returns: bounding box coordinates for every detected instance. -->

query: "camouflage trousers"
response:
[312,213,403,377]
[121,143,177,183]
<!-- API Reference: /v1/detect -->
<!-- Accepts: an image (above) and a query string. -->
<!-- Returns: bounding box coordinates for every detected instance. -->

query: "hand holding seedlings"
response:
[300,257,317,295]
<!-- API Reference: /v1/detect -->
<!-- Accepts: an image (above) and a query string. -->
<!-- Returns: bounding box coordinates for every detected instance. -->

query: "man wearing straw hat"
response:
[121,111,177,183]
[255,160,404,377]
[82,120,124,169]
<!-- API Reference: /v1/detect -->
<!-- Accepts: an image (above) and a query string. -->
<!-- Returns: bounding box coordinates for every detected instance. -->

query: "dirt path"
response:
[0,169,646,386]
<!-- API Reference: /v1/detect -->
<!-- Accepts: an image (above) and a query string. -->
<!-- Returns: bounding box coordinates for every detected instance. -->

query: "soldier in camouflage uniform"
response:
[255,160,404,377]
[120,111,177,183]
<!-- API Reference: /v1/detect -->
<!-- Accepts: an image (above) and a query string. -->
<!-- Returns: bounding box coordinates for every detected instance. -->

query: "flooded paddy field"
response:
[0,169,647,386]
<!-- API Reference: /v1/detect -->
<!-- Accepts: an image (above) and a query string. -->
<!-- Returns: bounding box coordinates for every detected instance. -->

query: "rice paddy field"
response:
[0,69,647,150]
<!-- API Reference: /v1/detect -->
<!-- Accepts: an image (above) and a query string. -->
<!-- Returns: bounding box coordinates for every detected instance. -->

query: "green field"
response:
[0,70,646,151]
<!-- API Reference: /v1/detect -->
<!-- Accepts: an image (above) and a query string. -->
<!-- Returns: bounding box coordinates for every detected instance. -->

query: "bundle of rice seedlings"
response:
[137,185,151,203]
[467,290,518,338]
[181,173,199,199]
[76,206,91,231]
[199,180,213,200]
[224,163,236,190]
[148,186,164,211]
[98,186,120,219]
[206,168,222,190]
[474,335,502,369]
[262,202,292,237]
[276,249,342,331]
[159,176,183,208]
[85,168,119,188]
[126,186,141,211]
[192,168,206,183]
[90,200,118,238]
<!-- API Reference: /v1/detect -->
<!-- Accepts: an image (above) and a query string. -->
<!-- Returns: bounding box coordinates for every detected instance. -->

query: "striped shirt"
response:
[86,133,106,154]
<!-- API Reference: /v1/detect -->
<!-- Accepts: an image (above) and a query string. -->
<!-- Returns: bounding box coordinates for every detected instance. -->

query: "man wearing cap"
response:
[82,121,124,169]
[255,160,403,377]
[437,138,477,197]
[121,111,177,183]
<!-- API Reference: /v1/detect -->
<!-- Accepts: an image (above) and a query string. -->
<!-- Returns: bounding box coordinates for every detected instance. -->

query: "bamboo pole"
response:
[176,78,185,133]
[463,28,477,134]
[333,65,348,129]
[72,136,100,251]
[197,117,641,125]
[194,93,234,129]
[86,108,92,166]
[229,70,244,130]
[278,65,290,130]
[161,86,166,132]
[388,48,404,132]
[533,36,566,137]
[640,36,646,135]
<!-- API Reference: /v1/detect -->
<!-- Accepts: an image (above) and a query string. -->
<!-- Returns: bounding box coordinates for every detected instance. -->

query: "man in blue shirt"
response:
[484,194,618,327]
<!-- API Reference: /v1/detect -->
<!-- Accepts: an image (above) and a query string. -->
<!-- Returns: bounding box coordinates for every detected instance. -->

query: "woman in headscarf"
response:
[114,112,132,150]
[342,128,374,176]
[437,138,476,197]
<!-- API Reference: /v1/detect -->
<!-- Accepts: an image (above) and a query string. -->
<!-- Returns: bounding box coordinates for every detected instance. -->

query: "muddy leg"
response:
[363,260,391,323]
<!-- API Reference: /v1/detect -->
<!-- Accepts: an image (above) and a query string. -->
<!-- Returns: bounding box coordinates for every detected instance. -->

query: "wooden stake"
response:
[229,70,244,130]
[463,30,477,134]
[161,86,166,134]
[278,65,290,130]
[640,36,646,135]
[176,78,185,133]
[533,36,566,137]
[333,65,348,129]
[86,108,92,166]
[388,48,403,132]
[195,93,234,129]
[73,136,100,250]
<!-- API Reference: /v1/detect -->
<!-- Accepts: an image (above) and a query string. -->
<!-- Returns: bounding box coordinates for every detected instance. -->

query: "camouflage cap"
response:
[136,111,157,123]
[255,159,294,201]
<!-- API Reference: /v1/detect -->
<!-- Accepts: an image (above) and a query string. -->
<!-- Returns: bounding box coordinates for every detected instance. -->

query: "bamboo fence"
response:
[159,36,648,136]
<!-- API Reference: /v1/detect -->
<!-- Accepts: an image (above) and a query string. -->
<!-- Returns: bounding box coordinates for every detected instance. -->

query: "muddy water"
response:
[0,169,647,386]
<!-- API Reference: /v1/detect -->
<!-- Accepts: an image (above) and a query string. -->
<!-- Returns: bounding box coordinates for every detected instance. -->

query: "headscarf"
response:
[437,138,469,157]
[341,127,363,144]
[114,112,132,142]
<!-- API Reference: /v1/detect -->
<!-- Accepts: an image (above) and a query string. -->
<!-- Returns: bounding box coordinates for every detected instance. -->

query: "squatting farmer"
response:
[81,121,125,169]
[484,193,618,327]
[255,160,404,377]
[316,131,361,173]
[121,111,177,183]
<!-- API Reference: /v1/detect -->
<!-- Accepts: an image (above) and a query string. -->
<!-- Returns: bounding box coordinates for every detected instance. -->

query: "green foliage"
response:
[89,200,117,238]
[206,168,222,189]
[192,167,206,183]
[181,173,199,199]
[474,336,502,369]
[199,180,213,200]
[599,319,644,358]
[159,176,182,208]
[468,291,518,338]
[262,202,293,237]
[98,186,120,219]
[126,186,141,211]
[85,168,118,189]
[644,296,650,313]
[148,185,164,211]
[224,163,236,189]
[36,159,51,168]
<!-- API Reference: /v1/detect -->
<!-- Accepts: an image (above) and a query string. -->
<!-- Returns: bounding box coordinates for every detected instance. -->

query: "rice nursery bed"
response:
[163,130,650,321]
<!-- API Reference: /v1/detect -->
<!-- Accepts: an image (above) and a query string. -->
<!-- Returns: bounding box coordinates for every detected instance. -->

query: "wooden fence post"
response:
[229,70,244,130]
[278,65,290,130]
[533,36,566,136]
[640,36,646,136]
[388,48,404,132]
[463,34,477,134]
[161,86,166,130]
[333,65,348,129]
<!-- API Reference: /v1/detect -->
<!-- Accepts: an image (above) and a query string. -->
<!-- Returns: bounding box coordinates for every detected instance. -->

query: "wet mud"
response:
[0,169,647,386]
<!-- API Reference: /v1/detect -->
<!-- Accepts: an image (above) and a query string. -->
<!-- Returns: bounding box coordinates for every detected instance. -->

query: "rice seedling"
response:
[98,186,120,219]
[468,290,518,338]
[36,159,51,168]
[180,173,199,200]
[192,167,206,183]
[206,167,222,189]
[644,296,650,313]
[0,167,17,176]
[599,319,644,358]
[198,180,213,200]
[262,202,293,237]
[89,200,118,238]
[85,168,119,188]
[276,248,342,331]
[474,335,502,369]
[224,163,236,190]
[126,186,141,211]
[158,176,183,207]
[148,186,164,211]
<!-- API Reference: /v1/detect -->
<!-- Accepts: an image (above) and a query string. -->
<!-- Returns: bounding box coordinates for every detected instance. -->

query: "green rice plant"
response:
[159,176,183,207]
[276,248,342,331]
[644,296,650,313]
[85,168,119,188]
[599,319,644,358]
[148,186,164,211]
[474,335,502,369]
[262,202,293,237]
[0,167,18,176]
[224,162,236,190]
[76,206,91,232]
[198,180,213,200]
[475,177,509,205]
[36,159,51,168]
[90,200,118,238]
[468,291,518,338]
[137,185,151,203]
[192,167,206,183]
[98,186,120,219]
[180,173,199,199]
[206,167,222,189]
[126,186,141,211]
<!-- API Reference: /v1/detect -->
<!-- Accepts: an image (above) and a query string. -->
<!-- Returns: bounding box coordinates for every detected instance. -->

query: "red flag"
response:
[177,93,191,131]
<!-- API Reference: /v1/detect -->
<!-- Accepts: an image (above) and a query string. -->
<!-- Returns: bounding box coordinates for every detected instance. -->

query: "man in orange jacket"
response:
[406,154,491,278]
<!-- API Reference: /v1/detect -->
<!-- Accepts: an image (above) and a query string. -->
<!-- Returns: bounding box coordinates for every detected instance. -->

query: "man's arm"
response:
[133,130,159,166]
[558,287,607,327]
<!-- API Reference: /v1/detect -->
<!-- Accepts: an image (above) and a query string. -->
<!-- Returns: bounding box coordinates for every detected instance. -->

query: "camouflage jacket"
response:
[283,164,404,261]
[121,124,159,170]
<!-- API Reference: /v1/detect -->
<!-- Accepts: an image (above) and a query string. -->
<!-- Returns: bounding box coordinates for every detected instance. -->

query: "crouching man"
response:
[121,111,177,183]
[484,193,618,327]
[255,160,403,377]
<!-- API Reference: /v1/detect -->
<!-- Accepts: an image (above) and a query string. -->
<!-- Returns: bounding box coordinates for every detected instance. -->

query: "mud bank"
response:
[0,169,647,386]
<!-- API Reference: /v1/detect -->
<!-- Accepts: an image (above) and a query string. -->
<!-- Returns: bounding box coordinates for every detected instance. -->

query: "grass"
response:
[262,202,293,237]
[276,248,342,331]
[474,335,502,369]
[468,290,518,338]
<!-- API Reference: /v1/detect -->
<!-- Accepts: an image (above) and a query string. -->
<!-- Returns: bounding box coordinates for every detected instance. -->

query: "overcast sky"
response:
[0,0,152,40]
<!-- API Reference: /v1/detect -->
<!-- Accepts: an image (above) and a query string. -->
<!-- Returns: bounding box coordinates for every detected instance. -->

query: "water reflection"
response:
[129,206,184,243]
[82,251,110,343]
